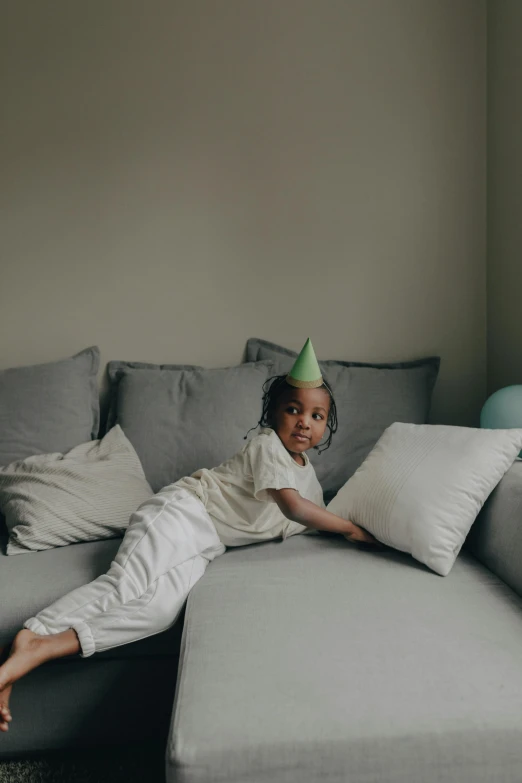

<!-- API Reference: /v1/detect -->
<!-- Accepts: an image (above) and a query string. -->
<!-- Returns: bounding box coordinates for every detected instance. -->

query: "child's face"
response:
[271,387,330,460]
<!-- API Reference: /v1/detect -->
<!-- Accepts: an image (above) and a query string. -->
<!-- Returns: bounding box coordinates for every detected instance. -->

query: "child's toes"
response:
[0,719,9,732]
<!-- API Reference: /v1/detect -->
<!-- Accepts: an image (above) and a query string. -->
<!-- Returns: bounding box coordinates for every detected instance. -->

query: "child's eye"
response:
[285,406,323,420]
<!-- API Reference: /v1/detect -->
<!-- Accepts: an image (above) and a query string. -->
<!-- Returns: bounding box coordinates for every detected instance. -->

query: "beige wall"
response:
[2,0,486,426]
[487,0,522,395]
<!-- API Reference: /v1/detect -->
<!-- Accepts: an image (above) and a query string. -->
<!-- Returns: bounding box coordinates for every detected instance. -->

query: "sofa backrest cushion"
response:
[105,359,200,435]
[106,360,274,492]
[0,346,100,467]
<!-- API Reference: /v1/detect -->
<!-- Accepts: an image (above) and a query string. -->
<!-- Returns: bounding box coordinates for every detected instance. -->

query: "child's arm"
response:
[266,488,380,545]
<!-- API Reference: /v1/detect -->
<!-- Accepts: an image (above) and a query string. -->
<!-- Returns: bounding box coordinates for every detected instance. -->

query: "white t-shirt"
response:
[173,427,325,547]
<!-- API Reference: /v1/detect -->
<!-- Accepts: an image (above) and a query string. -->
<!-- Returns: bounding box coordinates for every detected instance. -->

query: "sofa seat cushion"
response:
[168,534,522,783]
[0,535,183,659]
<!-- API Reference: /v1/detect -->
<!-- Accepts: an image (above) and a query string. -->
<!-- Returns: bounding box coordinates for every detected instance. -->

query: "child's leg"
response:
[23,486,225,656]
[0,487,224,728]
[48,549,212,656]
[1,551,212,730]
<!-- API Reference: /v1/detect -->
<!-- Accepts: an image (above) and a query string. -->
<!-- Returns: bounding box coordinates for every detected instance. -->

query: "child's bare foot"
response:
[0,628,81,732]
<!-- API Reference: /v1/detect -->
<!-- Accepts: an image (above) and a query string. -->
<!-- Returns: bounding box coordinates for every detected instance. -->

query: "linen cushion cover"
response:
[327,422,522,576]
[0,346,100,467]
[106,360,274,492]
[244,337,440,498]
[0,425,153,555]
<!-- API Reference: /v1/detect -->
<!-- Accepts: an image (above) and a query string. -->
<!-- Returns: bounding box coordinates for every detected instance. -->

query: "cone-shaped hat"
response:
[286,338,323,389]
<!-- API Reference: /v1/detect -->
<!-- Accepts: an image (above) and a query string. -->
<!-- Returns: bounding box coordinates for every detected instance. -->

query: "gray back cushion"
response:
[0,346,100,467]
[244,338,440,499]
[106,360,273,492]
[105,359,200,435]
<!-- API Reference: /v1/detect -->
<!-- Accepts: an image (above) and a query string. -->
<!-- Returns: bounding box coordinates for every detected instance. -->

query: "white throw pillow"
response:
[0,425,153,555]
[327,423,522,576]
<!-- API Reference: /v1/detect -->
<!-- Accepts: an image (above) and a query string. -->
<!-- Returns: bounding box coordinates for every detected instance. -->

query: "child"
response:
[0,338,378,732]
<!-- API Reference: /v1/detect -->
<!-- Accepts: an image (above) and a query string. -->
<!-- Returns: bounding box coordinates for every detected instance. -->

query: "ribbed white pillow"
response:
[327,423,522,576]
[0,425,153,555]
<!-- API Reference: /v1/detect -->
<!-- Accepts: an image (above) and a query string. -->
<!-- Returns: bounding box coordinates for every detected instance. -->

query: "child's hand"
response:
[344,522,383,548]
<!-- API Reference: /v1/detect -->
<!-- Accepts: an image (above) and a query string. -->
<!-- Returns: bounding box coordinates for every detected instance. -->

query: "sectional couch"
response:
[2,341,522,782]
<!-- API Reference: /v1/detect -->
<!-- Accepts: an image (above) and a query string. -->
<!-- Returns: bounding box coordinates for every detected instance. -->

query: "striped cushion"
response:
[327,422,522,576]
[0,426,153,555]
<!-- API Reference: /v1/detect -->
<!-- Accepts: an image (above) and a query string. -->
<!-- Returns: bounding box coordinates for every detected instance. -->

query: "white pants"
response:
[24,487,226,658]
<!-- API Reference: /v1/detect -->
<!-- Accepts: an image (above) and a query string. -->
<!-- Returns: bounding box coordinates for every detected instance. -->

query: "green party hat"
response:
[286,338,323,389]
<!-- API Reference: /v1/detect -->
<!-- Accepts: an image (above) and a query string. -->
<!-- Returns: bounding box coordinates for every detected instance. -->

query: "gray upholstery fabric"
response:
[0,534,183,659]
[465,458,522,598]
[0,347,100,467]
[168,534,522,783]
[244,338,440,498]
[105,361,274,492]
[105,359,200,434]
[0,656,178,757]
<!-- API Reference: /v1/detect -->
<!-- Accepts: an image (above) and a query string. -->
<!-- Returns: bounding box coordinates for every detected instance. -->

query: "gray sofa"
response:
[3,342,522,781]
[2,464,522,783]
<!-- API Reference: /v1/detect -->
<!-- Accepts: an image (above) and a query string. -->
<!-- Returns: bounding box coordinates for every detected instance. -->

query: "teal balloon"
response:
[481,385,522,458]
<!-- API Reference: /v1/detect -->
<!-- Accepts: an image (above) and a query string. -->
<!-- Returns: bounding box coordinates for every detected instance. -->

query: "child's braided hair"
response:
[244,374,338,455]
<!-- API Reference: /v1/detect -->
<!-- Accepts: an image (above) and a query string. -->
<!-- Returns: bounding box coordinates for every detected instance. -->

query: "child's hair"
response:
[244,374,338,455]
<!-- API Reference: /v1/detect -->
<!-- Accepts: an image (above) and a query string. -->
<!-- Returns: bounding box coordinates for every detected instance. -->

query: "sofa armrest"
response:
[465,459,522,596]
